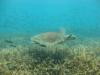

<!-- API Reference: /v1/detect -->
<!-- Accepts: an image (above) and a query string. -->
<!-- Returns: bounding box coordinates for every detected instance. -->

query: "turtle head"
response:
[64,34,76,40]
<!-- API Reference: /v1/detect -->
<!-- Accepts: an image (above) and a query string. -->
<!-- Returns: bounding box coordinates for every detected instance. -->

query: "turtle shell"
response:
[31,32,64,46]
[31,32,76,47]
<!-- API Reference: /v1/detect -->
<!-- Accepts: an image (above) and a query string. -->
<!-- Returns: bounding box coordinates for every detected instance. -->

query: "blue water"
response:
[0,0,100,37]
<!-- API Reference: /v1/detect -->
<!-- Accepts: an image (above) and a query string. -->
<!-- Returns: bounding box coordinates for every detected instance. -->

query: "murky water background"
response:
[0,0,100,38]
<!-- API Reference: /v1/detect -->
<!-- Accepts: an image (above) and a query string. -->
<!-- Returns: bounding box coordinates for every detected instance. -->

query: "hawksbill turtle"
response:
[31,28,76,47]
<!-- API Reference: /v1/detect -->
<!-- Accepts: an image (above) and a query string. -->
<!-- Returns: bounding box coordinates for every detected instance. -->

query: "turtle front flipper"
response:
[33,41,47,47]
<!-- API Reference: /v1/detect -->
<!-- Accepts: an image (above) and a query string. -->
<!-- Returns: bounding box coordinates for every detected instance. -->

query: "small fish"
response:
[9,44,16,47]
[39,44,47,47]
[4,40,14,43]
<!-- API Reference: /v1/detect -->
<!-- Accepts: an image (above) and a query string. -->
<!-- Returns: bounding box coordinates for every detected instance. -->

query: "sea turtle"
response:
[31,28,76,47]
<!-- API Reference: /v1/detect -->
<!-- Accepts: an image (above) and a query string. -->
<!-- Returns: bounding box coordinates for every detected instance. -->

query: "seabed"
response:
[0,34,100,75]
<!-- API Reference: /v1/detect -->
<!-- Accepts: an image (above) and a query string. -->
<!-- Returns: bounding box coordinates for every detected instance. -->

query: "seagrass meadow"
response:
[0,35,100,75]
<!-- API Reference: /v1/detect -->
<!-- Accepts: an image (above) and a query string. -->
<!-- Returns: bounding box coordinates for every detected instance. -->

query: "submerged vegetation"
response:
[0,35,100,75]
